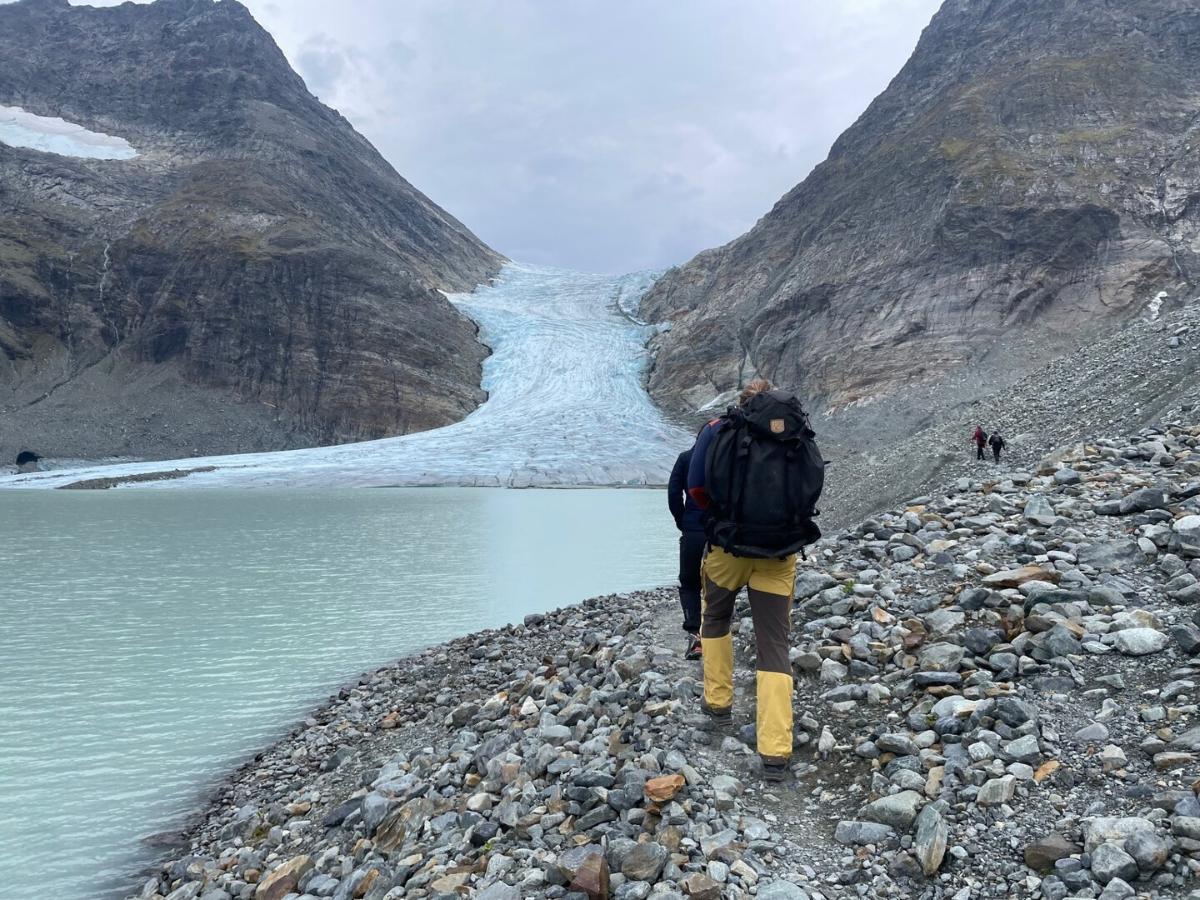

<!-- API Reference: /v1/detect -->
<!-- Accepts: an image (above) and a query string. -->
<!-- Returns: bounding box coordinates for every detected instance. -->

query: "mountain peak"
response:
[641,0,1200,425]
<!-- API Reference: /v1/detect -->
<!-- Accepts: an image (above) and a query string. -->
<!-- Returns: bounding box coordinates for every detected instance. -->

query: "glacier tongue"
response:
[5,264,694,489]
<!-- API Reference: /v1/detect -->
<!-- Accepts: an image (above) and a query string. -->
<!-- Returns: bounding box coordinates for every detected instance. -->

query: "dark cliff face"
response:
[0,0,504,458]
[641,0,1200,417]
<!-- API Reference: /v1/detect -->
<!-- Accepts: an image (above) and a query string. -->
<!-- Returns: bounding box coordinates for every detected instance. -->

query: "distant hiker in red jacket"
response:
[972,425,987,460]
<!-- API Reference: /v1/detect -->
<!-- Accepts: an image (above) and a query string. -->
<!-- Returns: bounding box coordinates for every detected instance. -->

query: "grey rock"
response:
[1119,488,1166,514]
[834,820,896,846]
[1112,627,1168,656]
[1172,816,1200,840]
[475,884,521,900]
[913,804,948,875]
[1024,496,1057,526]
[860,791,923,829]
[1090,842,1138,884]
[1176,515,1200,558]
[1123,829,1171,873]
[754,882,810,900]
[1084,817,1155,852]
[1078,540,1145,572]
[620,843,668,882]
[795,573,838,598]
[977,775,1016,806]
[918,642,965,672]
[875,733,918,757]
[1074,723,1110,742]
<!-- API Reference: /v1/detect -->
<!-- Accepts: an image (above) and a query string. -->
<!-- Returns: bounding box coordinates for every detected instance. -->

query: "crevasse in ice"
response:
[0,105,138,160]
[4,264,694,489]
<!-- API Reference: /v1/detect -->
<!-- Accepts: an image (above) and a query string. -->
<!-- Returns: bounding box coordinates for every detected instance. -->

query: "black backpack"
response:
[703,390,825,558]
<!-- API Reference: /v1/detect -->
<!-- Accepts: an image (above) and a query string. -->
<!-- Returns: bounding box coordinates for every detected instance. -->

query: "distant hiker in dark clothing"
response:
[972,425,987,460]
[668,445,705,660]
[989,430,1006,463]
[688,378,825,783]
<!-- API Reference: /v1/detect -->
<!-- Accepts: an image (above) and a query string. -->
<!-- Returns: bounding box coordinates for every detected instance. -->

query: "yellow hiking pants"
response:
[700,546,797,763]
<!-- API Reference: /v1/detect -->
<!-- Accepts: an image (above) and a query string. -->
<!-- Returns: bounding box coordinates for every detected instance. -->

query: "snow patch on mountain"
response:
[0,105,138,160]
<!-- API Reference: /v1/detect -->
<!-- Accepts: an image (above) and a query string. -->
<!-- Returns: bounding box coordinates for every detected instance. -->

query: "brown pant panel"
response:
[700,578,739,639]
[748,588,792,674]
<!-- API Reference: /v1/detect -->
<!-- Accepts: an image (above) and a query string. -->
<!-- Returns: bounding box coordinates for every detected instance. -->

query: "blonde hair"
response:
[738,378,774,406]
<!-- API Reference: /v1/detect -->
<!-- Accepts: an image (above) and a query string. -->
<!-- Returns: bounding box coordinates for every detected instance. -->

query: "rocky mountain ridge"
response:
[640,0,1200,424]
[0,0,503,461]
[819,298,1200,532]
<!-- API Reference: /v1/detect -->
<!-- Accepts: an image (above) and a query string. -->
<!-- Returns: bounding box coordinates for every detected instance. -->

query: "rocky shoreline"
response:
[133,423,1200,900]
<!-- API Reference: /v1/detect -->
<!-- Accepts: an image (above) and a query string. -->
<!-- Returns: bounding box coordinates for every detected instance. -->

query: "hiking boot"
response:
[761,760,789,783]
[684,635,702,660]
[701,701,732,728]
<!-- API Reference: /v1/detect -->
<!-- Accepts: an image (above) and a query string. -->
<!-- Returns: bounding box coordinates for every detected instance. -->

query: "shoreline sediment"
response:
[132,423,1200,900]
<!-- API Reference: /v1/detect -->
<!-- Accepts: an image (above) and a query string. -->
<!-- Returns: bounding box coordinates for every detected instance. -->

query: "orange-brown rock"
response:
[982,566,1061,589]
[644,774,686,804]
[255,855,312,900]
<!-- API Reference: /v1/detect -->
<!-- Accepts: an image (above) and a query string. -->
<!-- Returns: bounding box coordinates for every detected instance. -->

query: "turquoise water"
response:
[0,488,678,900]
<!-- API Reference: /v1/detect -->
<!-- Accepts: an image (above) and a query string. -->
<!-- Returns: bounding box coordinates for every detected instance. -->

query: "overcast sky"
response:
[58,0,942,273]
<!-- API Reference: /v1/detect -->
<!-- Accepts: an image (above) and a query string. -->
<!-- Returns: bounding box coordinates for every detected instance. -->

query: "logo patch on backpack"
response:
[770,418,785,434]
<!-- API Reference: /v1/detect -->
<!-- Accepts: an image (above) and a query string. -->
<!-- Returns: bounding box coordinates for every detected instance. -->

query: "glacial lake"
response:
[0,488,678,900]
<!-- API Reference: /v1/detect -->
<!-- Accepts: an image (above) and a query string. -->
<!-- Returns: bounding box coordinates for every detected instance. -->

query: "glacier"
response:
[0,104,138,160]
[3,264,695,489]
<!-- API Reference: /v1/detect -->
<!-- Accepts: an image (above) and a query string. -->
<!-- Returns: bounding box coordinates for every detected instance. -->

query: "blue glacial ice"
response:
[4,264,694,489]
[0,104,138,160]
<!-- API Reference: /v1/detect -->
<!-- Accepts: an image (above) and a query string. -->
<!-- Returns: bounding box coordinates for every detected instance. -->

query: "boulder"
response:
[977,775,1016,806]
[983,565,1060,588]
[1112,627,1168,656]
[556,845,609,899]
[1078,540,1145,572]
[1176,516,1200,558]
[918,643,965,672]
[1024,834,1080,873]
[755,882,810,900]
[1084,817,1155,852]
[861,790,923,829]
[1024,495,1057,526]
[681,873,722,900]
[644,774,685,803]
[1123,829,1171,873]
[1090,842,1138,884]
[834,820,896,846]
[1119,488,1166,514]
[913,804,948,875]
[255,856,313,900]
[620,842,669,882]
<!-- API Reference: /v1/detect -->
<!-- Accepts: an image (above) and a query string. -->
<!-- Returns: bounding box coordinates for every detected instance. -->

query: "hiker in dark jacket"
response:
[972,425,987,460]
[989,430,1006,463]
[687,378,818,782]
[668,445,705,659]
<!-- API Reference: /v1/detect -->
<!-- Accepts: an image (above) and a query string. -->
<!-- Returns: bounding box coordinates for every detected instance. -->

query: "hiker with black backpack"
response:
[668,441,705,659]
[989,430,1006,463]
[687,379,825,782]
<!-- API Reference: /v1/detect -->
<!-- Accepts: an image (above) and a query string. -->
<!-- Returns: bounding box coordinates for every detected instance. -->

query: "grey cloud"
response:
[44,0,944,272]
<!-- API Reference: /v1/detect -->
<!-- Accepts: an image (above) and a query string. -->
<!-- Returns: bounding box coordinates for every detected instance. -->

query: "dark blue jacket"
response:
[686,419,723,510]
[668,449,706,533]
